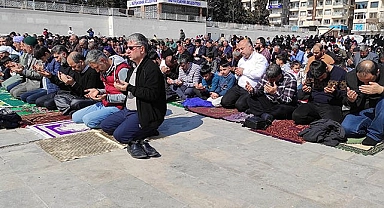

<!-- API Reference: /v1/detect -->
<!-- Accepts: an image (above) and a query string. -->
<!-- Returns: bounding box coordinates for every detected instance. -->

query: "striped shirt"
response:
[177,63,201,88]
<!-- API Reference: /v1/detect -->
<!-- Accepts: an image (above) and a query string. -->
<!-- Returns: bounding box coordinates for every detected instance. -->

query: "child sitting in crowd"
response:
[287,60,305,89]
[194,64,220,100]
[207,59,236,107]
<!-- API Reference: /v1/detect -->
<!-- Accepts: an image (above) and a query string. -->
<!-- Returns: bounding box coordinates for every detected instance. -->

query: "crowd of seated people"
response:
[1,30,384,159]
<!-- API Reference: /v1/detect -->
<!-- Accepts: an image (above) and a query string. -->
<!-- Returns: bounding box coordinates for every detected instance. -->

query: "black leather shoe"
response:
[141,140,161,157]
[151,129,159,136]
[261,113,274,125]
[127,142,149,159]
[362,136,379,146]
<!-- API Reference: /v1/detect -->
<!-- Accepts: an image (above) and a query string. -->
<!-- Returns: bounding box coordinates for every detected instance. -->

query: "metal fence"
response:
[0,0,307,32]
[206,21,310,33]
[0,0,205,22]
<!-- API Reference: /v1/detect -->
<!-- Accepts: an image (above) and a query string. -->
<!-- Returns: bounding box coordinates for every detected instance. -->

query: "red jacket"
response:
[100,62,129,109]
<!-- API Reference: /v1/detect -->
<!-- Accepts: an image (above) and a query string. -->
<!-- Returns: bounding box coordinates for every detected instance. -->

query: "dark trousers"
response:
[54,92,97,115]
[6,80,22,92]
[221,85,249,112]
[20,88,47,104]
[100,108,157,144]
[193,88,209,100]
[292,102,343,125]
[247,94,297,119]
[36,92,57,110]
[171,85,195,100]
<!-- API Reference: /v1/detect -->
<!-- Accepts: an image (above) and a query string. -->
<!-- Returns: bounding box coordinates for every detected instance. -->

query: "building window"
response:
[369,12,378,18]
[300,11,306,16]
[354,12,366,19]
[370,2,379,8]
[355,2,368,9]
[353,23,365,31]
[270,0,281,5]
[341,20,346,24]
[324,19,330,24]
[301,2,307,6]
[324,9,331,15]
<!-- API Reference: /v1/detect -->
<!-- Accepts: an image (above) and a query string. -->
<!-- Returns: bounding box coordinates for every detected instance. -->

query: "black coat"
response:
[344,68,384,113]
[126,56,166,129]
[298,119,346,147]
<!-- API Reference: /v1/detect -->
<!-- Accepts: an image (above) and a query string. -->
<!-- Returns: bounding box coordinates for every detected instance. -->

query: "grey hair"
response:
[85,49,108,65]
[177,54,190,64]
[126,33,149,53]
[79,38,88,44]
[51,45,68,54]
[265,64,282,79]
[70,52,85,64]
[292,44,299,50]
[360,44,368,51]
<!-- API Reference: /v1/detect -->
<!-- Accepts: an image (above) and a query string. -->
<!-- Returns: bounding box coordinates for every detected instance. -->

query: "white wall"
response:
[206,27,316,42]
[0,8,206,39]
[1,7,315,41]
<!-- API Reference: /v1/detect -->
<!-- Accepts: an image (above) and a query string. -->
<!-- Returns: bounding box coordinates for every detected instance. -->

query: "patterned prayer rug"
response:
[336,138,384,156]
[187,107,239,119]
[222,112,254,123]
[37,131,122,162]
[28,120,90,138]
[12,105,51,116]
[252,120,308,144]
[21,112,71,127]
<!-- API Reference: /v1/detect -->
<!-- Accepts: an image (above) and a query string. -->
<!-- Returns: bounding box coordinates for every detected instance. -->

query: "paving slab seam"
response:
[0,139,41,150]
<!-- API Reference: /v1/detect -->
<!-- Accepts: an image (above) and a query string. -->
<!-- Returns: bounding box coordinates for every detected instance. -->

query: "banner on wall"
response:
[127,0,207,8]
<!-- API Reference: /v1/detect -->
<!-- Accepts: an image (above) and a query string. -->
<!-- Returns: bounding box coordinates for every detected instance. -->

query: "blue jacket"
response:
[215,73,236,96]
[290,50,305,64]
[202,73,220,92]
[44,56,61,94]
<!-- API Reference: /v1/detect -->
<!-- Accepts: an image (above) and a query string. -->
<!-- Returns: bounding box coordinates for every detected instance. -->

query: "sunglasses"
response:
[127,45,141,50]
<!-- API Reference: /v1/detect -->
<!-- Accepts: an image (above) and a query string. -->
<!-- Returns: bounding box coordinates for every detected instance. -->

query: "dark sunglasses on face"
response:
[127,45,141,50]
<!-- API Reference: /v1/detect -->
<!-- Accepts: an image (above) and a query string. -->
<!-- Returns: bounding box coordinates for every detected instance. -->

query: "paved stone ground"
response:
[0,104,384,208]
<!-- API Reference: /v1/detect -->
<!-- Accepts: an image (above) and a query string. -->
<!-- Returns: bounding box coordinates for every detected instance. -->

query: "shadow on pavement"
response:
[152,115,203,139]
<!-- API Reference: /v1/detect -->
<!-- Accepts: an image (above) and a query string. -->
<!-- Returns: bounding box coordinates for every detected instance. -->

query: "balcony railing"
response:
[333,12,345,16]
[206,22,310,33]
[333,1,347,5]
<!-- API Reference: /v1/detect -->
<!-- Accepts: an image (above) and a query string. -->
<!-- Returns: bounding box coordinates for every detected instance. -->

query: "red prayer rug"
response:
[252,120,309,144]
[187,107,239,119]
[21,112,71,127]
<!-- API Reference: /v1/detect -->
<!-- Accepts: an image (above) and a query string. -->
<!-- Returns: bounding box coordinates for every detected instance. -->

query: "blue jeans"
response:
[100,108,157,144]
[342,108,374,137]
[20,88,47,104]
[342,98,384,142]
[6,80,22,92]
[71,102,120,128]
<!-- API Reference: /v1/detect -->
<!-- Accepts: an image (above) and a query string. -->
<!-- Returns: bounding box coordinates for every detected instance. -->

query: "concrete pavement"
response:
[0,104,383,208]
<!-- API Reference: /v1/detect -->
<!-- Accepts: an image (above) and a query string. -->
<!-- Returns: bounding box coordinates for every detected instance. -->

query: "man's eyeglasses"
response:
[127,45,141,50]
[53,55,60,59]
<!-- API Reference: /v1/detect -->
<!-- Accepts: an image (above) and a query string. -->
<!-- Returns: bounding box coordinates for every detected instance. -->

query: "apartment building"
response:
[288,0,353,29]
[352,0,384,35]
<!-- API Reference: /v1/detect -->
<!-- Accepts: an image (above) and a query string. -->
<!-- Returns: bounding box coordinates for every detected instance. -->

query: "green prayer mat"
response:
[336,138,384,156]
[0,91,26,107]
[169,101,184,108]
[0,88,51,115]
